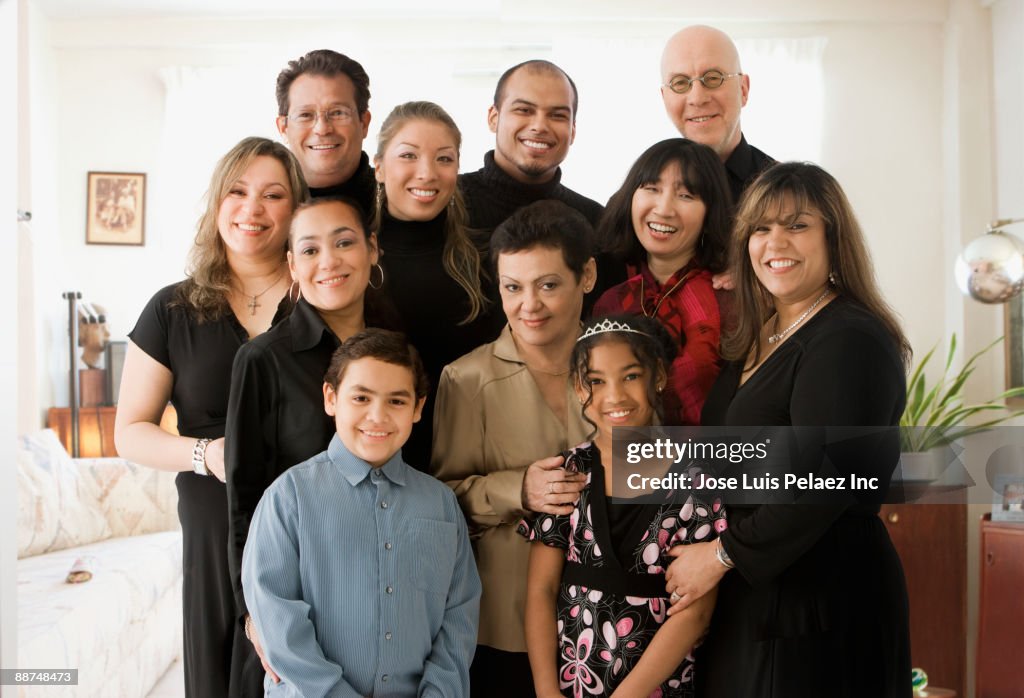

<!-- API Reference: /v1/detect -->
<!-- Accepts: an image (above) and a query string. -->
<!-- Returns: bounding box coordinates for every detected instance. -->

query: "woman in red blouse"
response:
[594,138,733,425]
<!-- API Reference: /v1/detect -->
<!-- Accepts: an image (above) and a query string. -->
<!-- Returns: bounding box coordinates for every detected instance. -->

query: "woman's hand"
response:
[203,437,226,482]
[246,616,280,684]
[522,456,586,515]
[711,271,735,290]
[664,541,727,616]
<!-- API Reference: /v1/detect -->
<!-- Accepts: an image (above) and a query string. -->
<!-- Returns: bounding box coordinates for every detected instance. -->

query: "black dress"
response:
[697,297,911,698]
[376,209,505,469]
[224,296,341,635]
[129,283,285,698]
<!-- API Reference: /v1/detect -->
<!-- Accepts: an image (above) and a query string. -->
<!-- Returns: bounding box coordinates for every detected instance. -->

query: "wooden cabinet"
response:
[976,515,1024,698]
[47,405,178,457]
[881,494,966,698]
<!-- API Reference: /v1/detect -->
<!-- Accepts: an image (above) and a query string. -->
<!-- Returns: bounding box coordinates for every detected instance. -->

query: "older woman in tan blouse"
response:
[432,201,597,697]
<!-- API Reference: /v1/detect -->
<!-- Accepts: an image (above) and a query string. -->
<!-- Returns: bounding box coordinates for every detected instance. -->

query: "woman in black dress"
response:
[663,162,913,697]
[114,137,308,698]
[373,101,503,468]
[224,196,380,689]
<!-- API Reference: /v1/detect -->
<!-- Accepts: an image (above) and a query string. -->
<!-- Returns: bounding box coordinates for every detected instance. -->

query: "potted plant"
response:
[900,334,1024,480]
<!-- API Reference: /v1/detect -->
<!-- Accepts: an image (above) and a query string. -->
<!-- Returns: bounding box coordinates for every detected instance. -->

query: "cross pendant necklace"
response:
[240,269,286,316]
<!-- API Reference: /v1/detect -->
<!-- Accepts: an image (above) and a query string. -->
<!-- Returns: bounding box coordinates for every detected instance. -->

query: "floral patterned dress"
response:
[518,443,727,698]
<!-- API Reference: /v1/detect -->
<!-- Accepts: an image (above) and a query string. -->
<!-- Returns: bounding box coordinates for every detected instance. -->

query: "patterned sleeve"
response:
[516,510,572,549]
[515,448,587,549]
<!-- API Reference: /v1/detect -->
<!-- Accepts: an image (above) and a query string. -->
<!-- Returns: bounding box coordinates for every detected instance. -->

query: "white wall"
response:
[26,3,964,419]
[3,0,25,681]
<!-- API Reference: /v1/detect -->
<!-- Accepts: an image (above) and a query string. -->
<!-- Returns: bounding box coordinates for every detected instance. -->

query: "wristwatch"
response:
[192,438,212,477]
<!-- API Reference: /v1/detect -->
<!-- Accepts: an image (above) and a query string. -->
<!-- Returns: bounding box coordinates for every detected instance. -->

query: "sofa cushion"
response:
[18,531,183,695]
[76,458,179,537]
[17,431,111,558]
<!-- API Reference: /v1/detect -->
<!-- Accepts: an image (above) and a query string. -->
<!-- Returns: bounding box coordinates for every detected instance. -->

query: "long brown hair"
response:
[724,162,911,367]
[374,101,488,324]
[174,137,309,322]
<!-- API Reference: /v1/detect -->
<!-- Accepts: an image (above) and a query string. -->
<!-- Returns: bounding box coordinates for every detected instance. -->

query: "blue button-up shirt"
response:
[243,435,481,697]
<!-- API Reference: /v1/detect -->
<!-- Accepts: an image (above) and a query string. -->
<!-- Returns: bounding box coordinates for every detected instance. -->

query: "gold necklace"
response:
[238,269,286,316]
[525,363,570,377]
[639,268,698,317]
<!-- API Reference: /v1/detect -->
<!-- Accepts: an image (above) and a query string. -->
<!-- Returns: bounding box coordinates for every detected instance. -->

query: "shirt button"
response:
[384,542,393,550]
[386,585,393,594]
[385,632,392,640]
[380,501,388,509]
[382,675,389,683]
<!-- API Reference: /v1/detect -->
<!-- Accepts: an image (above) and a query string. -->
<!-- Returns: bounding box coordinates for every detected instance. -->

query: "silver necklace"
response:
[239,269,286,316]
[768,288,832,345]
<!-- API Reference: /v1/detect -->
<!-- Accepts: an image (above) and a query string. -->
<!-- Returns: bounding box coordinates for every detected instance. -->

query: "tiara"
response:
[576,318,650,343]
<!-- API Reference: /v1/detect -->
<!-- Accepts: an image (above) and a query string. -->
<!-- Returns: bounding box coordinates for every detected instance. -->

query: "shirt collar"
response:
[289,295,339,352]
[723,133,755,183]
[327,433,409,487]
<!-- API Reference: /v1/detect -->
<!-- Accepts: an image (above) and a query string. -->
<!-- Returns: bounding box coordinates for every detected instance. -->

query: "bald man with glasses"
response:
[661,25,774,202]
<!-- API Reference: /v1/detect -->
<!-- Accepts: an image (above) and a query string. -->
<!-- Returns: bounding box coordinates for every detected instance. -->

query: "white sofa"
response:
[16,429,183,698]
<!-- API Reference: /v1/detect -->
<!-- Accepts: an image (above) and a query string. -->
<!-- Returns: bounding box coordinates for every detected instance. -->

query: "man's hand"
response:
[711,271,734,290]
[522,456,586,515]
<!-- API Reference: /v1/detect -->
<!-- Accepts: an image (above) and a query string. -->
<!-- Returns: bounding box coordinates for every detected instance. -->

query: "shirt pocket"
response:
[407,518,458,595]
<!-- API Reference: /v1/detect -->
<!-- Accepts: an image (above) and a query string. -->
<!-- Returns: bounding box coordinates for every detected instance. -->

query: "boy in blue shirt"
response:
[243,329,480,697]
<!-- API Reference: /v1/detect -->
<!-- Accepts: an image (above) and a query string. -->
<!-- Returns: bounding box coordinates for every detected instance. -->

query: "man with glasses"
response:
[276,49,375,213]
[661,25,774,202]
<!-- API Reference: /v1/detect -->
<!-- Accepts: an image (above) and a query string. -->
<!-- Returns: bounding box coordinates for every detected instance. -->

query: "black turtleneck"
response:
[459,150,603,231]
[308,151,376,218]
[723,135,775,204]
[459,150,626,312]
[377,208,504,469]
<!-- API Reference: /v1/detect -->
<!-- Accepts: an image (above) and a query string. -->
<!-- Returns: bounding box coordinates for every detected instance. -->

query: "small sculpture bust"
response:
[79,302,110,369]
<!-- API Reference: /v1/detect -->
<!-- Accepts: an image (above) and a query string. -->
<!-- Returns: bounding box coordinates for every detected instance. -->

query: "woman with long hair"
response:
[115,136,307,697]
[373,100,503,468]
[594,138,732,425]
[663,162,912,697]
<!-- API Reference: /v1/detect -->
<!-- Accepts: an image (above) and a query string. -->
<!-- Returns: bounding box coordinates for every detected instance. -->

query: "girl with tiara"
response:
[520,314,726,698]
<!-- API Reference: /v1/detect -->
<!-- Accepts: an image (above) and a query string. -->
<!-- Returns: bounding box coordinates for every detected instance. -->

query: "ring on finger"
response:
[670,591,681,604]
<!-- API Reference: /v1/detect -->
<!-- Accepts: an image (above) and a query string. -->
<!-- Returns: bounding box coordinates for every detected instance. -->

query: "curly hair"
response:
[173,137,309,322]
[374,101,488,324]
[572,314,678,438]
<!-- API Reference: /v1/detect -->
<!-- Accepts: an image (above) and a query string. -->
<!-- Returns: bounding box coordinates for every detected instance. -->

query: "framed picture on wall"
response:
[992,474,1024,522]
[86,171,146,246]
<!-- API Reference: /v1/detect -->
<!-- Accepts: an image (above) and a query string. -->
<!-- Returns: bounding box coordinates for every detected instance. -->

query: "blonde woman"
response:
[115,137,308,697]
[373,100,502,468]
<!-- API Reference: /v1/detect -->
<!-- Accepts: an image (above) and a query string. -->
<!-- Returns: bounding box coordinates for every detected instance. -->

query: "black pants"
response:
[470,645,536,698]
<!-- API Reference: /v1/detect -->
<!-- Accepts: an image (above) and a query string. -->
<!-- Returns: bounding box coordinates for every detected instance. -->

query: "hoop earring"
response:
[288,280,301,304]
[369,263,385,290]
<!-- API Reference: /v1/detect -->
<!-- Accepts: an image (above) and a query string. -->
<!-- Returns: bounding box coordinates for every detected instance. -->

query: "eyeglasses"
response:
[285,107,357,126]
[664,70,743,95]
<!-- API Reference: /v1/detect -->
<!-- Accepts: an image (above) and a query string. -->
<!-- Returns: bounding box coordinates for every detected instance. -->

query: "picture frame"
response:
[991,474,1024,522]
[1004,297,1024,406]
[85,171,146,246]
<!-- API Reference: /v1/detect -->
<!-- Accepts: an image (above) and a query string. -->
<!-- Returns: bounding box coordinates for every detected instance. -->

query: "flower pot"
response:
[898,448,948,482]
